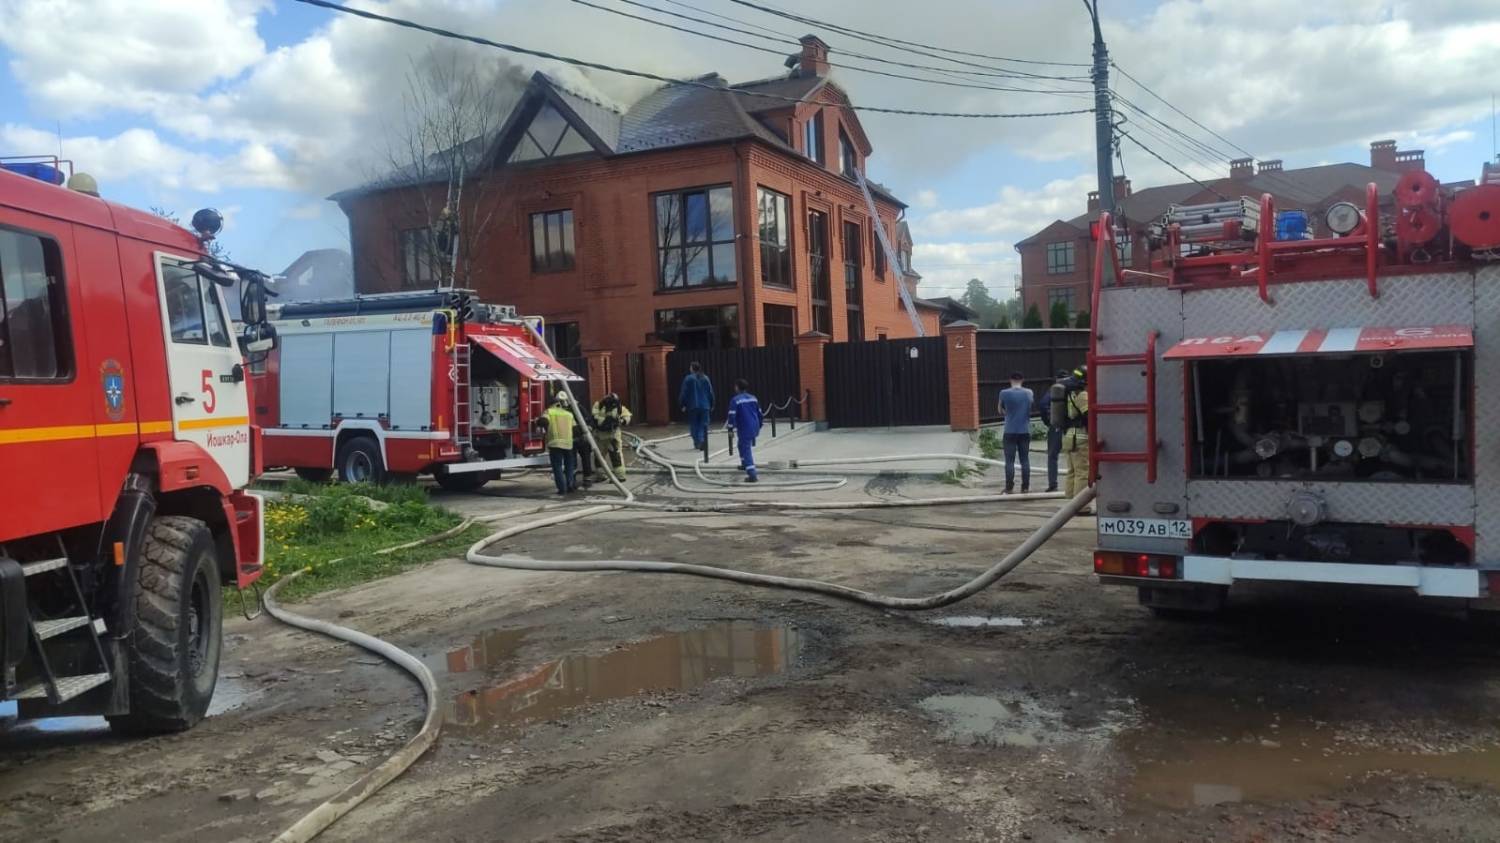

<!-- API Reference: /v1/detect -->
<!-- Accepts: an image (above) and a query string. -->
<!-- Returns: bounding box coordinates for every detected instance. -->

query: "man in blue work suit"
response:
[679,361,714,450]
[998,371,1034,494]
[726,378,762,483]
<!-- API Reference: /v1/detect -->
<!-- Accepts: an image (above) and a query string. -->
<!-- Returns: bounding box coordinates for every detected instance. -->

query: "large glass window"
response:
[655,305,739,350]
[808,210,832,335]
[162,262,231,347]
[1115,230,1133,268]
[763,304,796,347]
[530,209,576,273]
[843,220,864,341]
[1046,286,1077,313]
[400,227,438,288]
[654,186,737,290]
[872,222,887,280]
[544,321,582,359]
[0,228,70,380]
[757,187,792,289]
[1046,240,1076,275]
[839,127,857,178]
[803,114,824,165]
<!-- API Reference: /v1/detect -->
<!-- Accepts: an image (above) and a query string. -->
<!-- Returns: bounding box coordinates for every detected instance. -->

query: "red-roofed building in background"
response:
[334,37,941,386]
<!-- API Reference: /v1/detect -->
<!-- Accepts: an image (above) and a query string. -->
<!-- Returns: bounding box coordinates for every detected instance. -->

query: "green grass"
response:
[233,482,475,604]
[978,428,1002,461]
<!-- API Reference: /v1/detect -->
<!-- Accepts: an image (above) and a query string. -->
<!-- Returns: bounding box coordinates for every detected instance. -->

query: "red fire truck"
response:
[0,160,274,731]
[254,290,581,491]
[1088,164,1500,614]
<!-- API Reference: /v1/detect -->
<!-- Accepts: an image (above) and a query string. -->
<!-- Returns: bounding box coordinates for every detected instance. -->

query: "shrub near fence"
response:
[976,329,1088,423]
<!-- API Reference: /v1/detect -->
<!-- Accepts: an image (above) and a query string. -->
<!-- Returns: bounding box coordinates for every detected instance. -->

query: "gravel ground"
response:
[5,458,1500,842]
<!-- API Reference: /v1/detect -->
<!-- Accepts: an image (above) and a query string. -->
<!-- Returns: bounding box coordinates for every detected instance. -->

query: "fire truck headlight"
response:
[1325,202,1362,236]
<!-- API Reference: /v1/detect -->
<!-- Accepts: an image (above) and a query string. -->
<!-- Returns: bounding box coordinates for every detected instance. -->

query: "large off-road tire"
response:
[107,516,222,735]
[434,469,494,493]
[294,467,333,483]
[336,435,386,484]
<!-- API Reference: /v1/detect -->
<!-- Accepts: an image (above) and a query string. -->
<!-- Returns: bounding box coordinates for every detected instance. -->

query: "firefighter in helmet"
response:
[1062,366,1092,513]
[592,392,633,480]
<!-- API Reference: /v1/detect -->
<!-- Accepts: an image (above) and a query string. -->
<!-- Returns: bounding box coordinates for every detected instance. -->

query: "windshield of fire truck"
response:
[162,261,231,348]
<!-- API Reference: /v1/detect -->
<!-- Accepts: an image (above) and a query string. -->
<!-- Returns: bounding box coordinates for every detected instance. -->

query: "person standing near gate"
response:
[592,392,633,480]
[1036,369,1069,493]
[726,378,762,483]
[679,361,714,450]
[540,394,577,495]
[1062,367,1092,513]
[997,371,1034,494]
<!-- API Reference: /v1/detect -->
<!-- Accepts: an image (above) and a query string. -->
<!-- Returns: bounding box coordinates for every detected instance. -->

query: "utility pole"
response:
[1086,0,1115,220]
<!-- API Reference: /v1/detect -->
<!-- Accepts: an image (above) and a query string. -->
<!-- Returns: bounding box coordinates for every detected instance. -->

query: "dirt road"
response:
[5,466,1500,841]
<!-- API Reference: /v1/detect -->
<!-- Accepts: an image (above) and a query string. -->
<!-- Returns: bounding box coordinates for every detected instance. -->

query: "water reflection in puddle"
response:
[930,616,1032,628]
[920,694,1074,747]
[0,675,259,739]
[1121,696,1500,808]
[442,622,801,733]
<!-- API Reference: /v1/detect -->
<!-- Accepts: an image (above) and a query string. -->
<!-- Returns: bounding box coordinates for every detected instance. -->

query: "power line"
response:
[724,0,1091,69]
[1111,92,1234,165]
[290,0,1095,120]
[1117,128,1228,200]
[658,0,797,39]
[570,0,1092,95]
[594,0,1092,84]
[1111,62,1256,160]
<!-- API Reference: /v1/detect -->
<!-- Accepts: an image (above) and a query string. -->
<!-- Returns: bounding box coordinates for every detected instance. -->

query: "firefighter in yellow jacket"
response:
[1063,368,1092,514]
[592,392,633,480]
[541,394,577,495]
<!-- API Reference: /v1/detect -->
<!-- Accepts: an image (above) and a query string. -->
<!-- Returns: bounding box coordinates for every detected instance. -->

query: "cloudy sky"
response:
[2,0,1497,301]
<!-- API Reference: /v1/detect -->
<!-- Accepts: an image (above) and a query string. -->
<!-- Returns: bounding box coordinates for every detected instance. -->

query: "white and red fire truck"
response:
[254,290,581,492]
[1088,164,1500,613]
[0,159,273,731]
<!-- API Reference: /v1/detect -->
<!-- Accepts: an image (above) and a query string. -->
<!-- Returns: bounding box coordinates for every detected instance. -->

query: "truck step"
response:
[15,672,111,701]
[33,616,92,640]
[21,557,68,576]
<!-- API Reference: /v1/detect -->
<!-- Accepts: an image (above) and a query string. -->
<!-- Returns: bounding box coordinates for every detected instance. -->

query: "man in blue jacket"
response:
[726,378,762,483]
[679,361,715,450]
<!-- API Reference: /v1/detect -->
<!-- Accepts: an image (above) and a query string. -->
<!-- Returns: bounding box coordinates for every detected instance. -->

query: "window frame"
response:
[0,224,73,383]
[1045,240,1076,275]
[762,303,796,347]
[544,321,583,359]
[803,114,824,165]
[652,184,738,291]
[161,259,233,348]
[872,222,887,281]
[1046,286,1077,313]
[654,305,741,350]
[842,219,864,341]
[839,126,857,178]
[529,208,577,274]
[1115,229,1133,268]
[399,226,439,288]
[808,209,832,336]
[757,186,794,290]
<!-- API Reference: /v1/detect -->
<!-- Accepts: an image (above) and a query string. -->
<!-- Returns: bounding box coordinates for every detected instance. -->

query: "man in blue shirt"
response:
[726,378,763,483]
[679,361,715,450]
[998,371,1034,494]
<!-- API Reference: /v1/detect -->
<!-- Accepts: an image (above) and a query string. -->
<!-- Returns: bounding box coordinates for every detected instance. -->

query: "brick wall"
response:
[942,322,980,431]
[794,331,830,422]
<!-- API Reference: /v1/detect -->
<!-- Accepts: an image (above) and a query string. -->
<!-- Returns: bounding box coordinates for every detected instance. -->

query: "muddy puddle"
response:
[1121,696,1500,808]
[441,622,802,733]
[929,616,1034,628]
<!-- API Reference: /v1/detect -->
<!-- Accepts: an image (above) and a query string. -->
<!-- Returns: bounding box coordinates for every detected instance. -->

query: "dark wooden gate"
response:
[977,329,1088,423]
[824,336,948,428]
[625,352,645,418]
[666,345,799,422]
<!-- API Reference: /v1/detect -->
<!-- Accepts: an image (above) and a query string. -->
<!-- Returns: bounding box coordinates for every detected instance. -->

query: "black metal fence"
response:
[824,336,948,428]
[977,329,1088,423]
[557,356,592,407]
[665,345,800,422]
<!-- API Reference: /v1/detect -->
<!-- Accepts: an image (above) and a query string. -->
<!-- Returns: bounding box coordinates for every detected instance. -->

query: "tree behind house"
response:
[1022,304,1044,328]
[1049,300,1070,328]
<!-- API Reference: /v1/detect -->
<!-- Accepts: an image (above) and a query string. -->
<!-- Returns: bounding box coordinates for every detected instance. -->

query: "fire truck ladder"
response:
[14,544,112,704]
[1088,211,1160,485]
[453,340,473,452]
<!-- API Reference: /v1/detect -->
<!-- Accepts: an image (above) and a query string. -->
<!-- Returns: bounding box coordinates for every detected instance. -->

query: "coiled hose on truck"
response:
[263,368,1093,841]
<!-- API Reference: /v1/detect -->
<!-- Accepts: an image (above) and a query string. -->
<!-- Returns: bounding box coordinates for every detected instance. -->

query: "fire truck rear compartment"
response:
[1194,520,1472,565]
[469,350,521,435]
[1188,349,1471,482]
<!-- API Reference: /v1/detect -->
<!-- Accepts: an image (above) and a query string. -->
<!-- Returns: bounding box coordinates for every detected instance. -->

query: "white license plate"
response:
[1098,517,1192,539]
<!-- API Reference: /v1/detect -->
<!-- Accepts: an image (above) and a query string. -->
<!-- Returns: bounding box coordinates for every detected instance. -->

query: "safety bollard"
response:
[727,428,734,456]
[702,433,709,464]
[770,409,778,438]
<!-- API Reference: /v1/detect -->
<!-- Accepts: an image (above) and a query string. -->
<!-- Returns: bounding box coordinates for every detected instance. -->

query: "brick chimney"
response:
[1087,190,1101,213]
[1113,175,1131,198]
[1230,157,1254,180]
[1370,139,1425,173]
[797,35,830,77]
[1258,159,1283,174]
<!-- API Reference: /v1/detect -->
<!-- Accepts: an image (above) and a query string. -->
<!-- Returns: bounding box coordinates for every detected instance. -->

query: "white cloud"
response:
[911,175,1094,241]
[286,202,327,220]
[0,123,292,192]
[913,189,940,209]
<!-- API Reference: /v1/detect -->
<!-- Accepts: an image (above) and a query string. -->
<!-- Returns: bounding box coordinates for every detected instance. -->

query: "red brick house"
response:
[336,36,937,378]
[1015,140,1433,322]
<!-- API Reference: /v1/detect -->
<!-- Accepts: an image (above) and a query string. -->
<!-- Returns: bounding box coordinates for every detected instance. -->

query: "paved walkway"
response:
[686,424,975,476]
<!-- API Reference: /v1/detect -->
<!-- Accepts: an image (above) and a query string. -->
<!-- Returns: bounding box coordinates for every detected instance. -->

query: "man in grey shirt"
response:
[998,371,1034,494]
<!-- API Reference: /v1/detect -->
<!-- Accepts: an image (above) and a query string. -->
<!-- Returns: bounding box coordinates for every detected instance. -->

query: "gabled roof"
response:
[731,74,828,114]
[488,72,621,164]
[615,73,788,153]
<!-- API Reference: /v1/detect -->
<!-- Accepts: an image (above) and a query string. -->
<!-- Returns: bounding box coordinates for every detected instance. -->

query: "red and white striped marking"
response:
[1163,325,1473,359]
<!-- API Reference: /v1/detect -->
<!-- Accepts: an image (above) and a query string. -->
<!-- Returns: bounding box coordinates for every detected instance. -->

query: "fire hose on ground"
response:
[262,374,1093,841]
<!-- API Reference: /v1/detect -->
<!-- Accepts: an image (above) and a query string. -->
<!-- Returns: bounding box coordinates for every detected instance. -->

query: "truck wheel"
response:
[336,436,385,484]
[107,516,222,735]
[294,467,333,483]
[434,470,493,493]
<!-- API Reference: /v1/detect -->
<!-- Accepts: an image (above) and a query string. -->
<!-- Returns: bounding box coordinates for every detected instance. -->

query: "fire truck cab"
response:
[0,161,273,732]
[1088,167,1500,614]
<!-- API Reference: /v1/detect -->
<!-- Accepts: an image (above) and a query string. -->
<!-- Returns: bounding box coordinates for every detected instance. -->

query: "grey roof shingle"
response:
[730,74,827,114]
[616,74,788,153]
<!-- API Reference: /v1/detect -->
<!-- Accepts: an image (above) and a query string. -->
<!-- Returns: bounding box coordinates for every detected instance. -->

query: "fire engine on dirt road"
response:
[0,158,275,732]
[254,290,582,492]
[1087,162,1500,615]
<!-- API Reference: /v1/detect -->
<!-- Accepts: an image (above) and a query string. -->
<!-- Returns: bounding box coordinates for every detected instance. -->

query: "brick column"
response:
[583,349,612,403]
[639,341,674,424]
[795,330,831,422]
[943,321,980,431]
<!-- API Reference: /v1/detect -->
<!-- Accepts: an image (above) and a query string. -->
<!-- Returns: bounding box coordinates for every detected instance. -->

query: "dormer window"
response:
[839,126,857,178]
